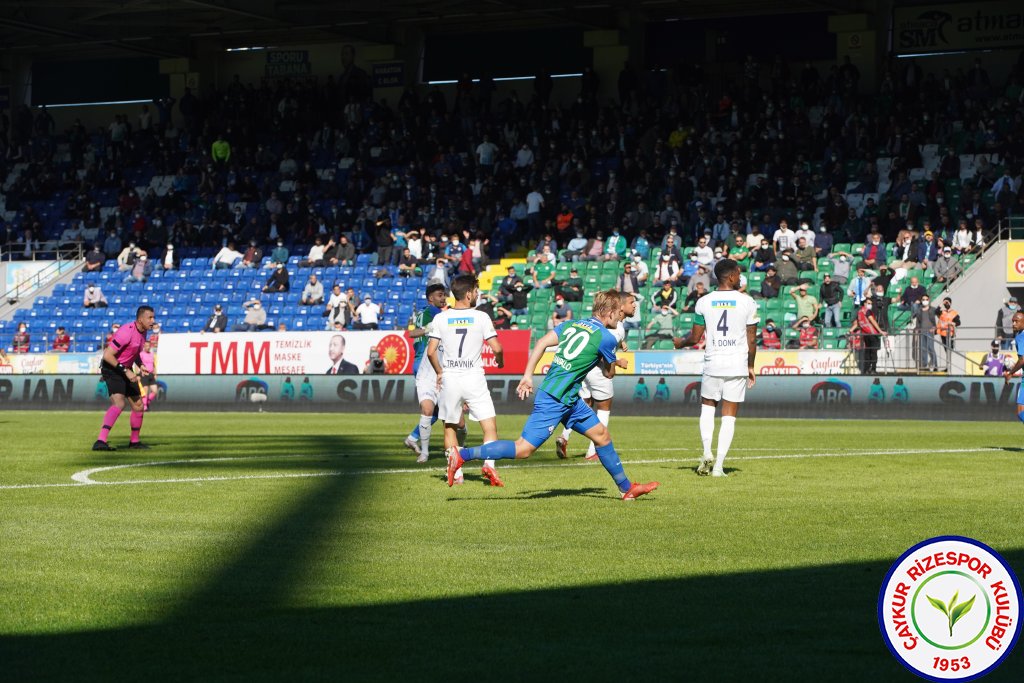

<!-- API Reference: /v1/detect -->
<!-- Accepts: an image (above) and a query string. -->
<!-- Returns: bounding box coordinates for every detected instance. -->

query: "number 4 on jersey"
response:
[717,310,729,335]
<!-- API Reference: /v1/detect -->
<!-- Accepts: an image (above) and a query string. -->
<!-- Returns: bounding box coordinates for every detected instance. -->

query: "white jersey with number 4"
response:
[694,289,759,377]
[427,308,497,375]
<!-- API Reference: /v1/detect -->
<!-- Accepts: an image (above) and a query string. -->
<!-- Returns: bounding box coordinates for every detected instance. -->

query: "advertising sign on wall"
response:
[156,330,532,376]
[894,2,1024,55]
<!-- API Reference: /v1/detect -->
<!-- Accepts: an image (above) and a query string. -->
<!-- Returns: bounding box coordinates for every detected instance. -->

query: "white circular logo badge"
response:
[879,536,1021,681]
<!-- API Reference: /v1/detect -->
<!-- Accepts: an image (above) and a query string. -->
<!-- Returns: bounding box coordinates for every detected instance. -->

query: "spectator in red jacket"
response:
[759,318,782,349]
[52,326,72,352]
[798,322,819,349]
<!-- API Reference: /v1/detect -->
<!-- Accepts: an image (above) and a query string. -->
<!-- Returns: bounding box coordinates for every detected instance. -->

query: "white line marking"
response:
[0,447,1002,491]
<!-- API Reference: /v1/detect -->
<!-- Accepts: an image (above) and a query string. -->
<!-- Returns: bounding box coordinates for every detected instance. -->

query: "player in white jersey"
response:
[555,292,634,460]
[427,274,506,487]
[674,259,758,477]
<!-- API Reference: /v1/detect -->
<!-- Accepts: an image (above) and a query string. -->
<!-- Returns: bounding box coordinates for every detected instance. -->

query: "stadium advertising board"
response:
[156,330,531,376]
[1006,241,1024,282]
[628,350,848,376]
[0,352,101,375]
[893,1,1024,55]
[4,375,1021,417]
[4,260,75,299]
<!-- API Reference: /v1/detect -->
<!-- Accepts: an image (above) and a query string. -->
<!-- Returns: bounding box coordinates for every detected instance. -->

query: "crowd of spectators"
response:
[2,46,1023,351]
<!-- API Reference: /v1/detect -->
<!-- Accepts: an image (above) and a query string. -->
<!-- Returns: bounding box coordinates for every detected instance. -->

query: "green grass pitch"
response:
[0,410,1021,681]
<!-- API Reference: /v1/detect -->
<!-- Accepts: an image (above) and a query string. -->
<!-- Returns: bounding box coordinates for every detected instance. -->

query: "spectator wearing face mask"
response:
[642,305,678,348]
[933,247,962,283]
[870,284,892,332]
[854,300,883,374]
[917,231,938,267]
[814,225,833,257]
[758,318,782,349]
[653,252,681,287]
[759,266,781,299]
[555,267,583,302]
[563,230,588,262]
[508,279,531,316]
[681,251,701,284]
[819,274,842,327]
[798,320,819,349]
[830,251,853,284]
[750,239,775,273]
[936,297,961,362]
[234,299,267,332]
[913,296,938,371]
[83,284,108,309]
[996,297,1020,350]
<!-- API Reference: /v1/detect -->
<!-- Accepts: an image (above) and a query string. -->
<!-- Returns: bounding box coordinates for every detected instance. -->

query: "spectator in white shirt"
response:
[692,235,714,266]
[354,295,381,330]
[83,284,108,308]
[300,237,326,267]
[324,284,350,328]
[407,231,423,261]
[631,253,650,283]
[213,242,243,269]
[773,220,797,253]
[794,222,816,247]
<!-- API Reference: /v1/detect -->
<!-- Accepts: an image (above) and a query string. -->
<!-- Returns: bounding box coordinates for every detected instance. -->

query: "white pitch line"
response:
[0,447,1002,492]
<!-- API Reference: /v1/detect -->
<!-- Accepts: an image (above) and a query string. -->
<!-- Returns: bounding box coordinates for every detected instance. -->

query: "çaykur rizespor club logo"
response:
[879,536,1021,681]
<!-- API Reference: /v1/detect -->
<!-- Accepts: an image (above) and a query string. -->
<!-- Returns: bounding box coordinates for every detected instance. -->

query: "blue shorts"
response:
[521,391,601,448]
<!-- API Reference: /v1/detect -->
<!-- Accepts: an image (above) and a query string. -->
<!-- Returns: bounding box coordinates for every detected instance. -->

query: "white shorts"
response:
[439,373,495,423]
[415,362,439,406]
[579,366,613,402]
[700,375,748,403]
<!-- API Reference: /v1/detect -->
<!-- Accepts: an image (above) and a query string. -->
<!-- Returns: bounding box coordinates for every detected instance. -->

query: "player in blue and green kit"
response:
[448,289,660,500]
[404,283,461,460]
[1001,311,1024,423]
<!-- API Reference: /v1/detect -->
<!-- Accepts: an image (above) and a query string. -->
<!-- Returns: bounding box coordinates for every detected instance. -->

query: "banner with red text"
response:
[156,330,531,375]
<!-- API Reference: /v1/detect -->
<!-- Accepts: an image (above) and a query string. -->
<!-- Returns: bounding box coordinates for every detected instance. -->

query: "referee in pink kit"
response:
[93,306,158,451]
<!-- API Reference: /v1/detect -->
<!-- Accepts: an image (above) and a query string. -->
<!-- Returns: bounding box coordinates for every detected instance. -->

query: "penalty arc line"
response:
[0,447,1002,491]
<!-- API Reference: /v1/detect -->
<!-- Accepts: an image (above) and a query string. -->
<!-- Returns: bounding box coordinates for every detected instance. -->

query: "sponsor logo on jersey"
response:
[447,317,473,326]
[711,300,737,308]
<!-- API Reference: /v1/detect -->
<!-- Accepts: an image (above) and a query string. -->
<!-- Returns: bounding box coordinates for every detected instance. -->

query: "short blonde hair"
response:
[592,289,621,316]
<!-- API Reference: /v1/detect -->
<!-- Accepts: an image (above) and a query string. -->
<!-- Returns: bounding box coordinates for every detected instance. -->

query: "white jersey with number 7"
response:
[693,290,760,377]
[426,308,497,375]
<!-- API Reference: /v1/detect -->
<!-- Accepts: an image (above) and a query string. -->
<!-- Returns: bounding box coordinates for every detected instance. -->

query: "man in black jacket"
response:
[263,263,290,293]
[819,273,843,327]
[759,266,781,299]
[203,304,228,333]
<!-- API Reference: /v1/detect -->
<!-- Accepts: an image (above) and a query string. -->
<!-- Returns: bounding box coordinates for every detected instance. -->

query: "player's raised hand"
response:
[516,377,533,400]
[747,367,756,389]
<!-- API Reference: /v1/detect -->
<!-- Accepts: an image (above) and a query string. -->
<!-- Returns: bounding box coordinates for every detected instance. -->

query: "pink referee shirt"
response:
[109,322,148,367]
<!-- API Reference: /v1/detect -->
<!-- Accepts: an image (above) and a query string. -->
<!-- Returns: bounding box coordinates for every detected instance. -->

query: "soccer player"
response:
[674,259,758,477]
[447,289,660,501]
[427,274,505,487]
[1001,311,1024,424]
[404,283,448,462]
[93,306,157,451]
[555,292,634,460]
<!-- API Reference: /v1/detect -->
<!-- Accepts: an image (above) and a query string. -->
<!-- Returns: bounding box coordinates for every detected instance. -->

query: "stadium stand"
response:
[2,50,1022,352]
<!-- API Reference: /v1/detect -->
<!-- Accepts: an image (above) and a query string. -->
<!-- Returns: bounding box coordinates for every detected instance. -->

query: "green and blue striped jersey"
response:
[539,317,618,405]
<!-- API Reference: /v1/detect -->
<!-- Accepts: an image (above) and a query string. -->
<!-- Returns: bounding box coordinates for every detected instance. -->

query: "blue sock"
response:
[410,414,439,439]
[461,440,517,461]
[1017,409,1024,424]
[595,442,631,493]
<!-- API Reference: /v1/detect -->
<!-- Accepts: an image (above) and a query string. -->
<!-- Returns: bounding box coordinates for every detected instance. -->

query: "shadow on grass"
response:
[7,549,1021,682]
[513,487,608,499]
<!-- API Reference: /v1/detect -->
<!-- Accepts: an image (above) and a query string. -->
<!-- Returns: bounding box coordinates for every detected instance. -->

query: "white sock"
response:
[715,416,736,472]
[418,415,433,456]
[699,404,715,457]
[586,409,610,457]
[560,427,573,442]
[483,440,495,470]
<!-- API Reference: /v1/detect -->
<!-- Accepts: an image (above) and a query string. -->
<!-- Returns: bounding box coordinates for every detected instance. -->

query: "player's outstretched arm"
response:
[673,323,705,349]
